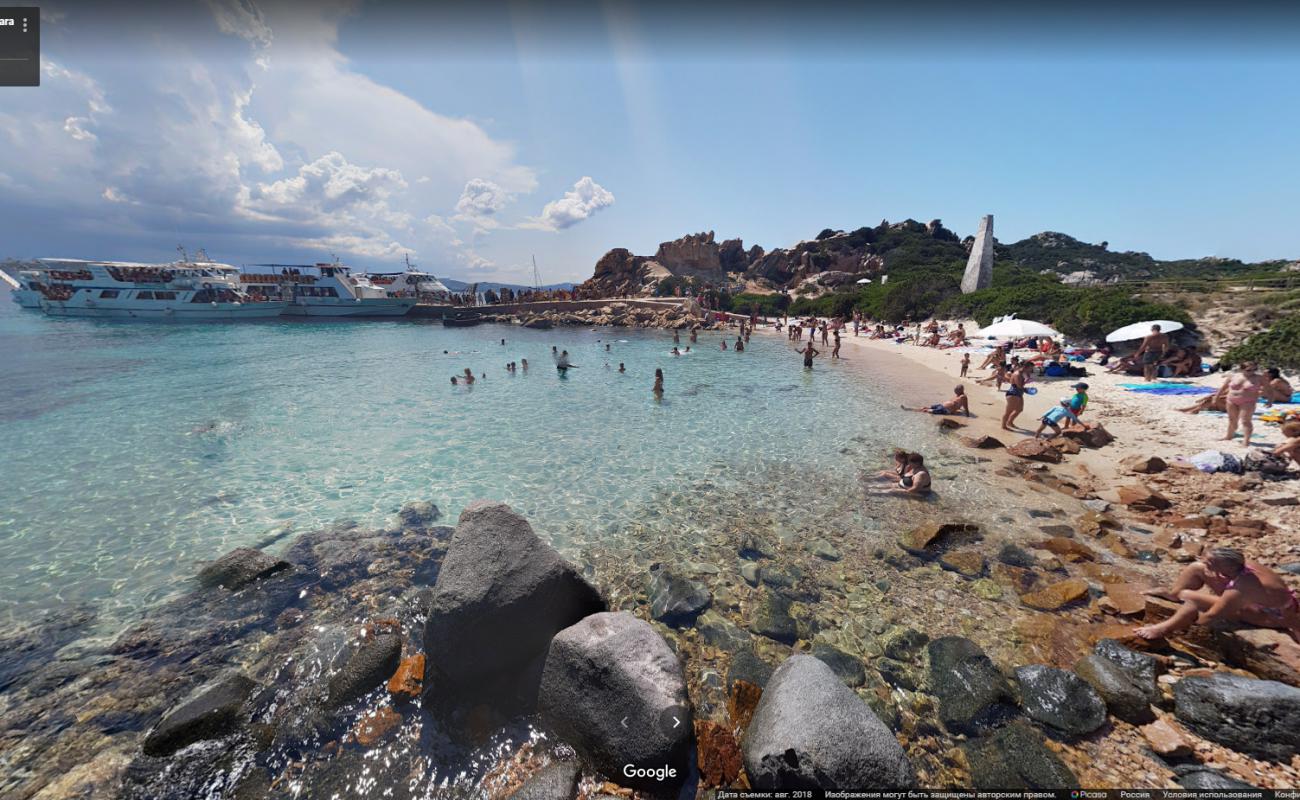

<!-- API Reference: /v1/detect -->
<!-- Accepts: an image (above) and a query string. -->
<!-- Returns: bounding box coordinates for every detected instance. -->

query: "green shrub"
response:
[726,292,789,316]
[1221,316,1300,371]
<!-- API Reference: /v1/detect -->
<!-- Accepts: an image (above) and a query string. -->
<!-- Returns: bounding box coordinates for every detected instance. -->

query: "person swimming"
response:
[462,368,475,385]
[451,376,458,385]
[671,346,681,356]
[556,350,577,372]
[653,368,664,397]
[618,362,626,373]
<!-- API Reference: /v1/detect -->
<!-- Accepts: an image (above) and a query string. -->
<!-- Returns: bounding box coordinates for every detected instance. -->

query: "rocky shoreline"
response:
[4,454,1299,799]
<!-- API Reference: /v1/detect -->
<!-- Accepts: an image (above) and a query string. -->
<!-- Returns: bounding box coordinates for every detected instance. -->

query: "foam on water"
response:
[0,303,1036,635]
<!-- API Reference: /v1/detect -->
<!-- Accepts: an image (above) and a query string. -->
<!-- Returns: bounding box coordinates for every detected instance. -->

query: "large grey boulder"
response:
[423,502,605,707]
[143,673,256,756]
[197,547,289,591]
[538,612,691,794]
[927,636,1016,734]
[1074,654,1155,725]
[326,634,402,709]
[742,655,914,790]
[962,720,1078,790]
[1174,673,1300,762]
[1014,665,1106,737]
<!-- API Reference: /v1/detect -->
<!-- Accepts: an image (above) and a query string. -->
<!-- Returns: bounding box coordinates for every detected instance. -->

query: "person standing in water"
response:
[721,339,728,350]
[653,368,664,397]
[673,330,680,344]
[735,336,744,352]
[831,330,841,360]
[800,342,820,369]
[618,362,626,373]
[462,368,475,385]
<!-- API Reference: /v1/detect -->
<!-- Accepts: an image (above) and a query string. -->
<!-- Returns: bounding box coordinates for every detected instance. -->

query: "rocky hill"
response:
[579,221,1295,298]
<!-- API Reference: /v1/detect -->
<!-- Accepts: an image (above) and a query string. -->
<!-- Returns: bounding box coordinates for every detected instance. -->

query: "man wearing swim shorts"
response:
[1133,324,1170,382]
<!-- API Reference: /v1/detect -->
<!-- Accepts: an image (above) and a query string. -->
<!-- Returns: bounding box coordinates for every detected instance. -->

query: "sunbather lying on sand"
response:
[1136,547,1300,643]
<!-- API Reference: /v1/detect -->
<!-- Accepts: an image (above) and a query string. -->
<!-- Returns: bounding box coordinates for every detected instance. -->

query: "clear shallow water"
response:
[0,301,1026,634]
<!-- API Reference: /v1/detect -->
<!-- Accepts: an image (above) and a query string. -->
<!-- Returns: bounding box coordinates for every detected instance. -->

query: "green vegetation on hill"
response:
[1221,316,1300,371]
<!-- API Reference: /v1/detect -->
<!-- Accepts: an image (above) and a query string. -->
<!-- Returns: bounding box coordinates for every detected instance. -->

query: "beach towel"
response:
[1188,450,1243,474]
[1124,386,1215,396]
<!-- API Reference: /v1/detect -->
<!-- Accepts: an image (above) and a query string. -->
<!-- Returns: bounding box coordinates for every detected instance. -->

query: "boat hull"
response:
[11,289,42,309]
[39,301,289,320]
[281,298,416,317]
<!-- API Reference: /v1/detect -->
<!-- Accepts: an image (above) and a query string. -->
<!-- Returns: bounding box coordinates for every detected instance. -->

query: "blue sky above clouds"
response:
[2,1,1298,283]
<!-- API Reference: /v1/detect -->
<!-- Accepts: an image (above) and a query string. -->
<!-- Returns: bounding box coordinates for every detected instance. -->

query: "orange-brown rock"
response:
[1064,424,1115,449]
[387,653,425,702]
[1223,628,1300,687]
[897,522,980,556]
[1124,455,1168,474]
[1118,484,1172,511]
[727,680,762,733]
[1034,536,1097,563]
[939,549,987,578]
[1103,583,1150,616]
[961,435,1005,450]
[992,563,1040,595]
[1081,562,1129,584]
[1101,534,1136,559]
[1227,525,1268,538]
[351,706,402,747]
[1020,578,1091,611]
[1140,717,1192,757]
[1171,516,1208,529]
[938,417,966,431]
[1008,439,1064,463]
[1048,437,1082,455]
[695,720,742,788]
[1152,530,1184,550]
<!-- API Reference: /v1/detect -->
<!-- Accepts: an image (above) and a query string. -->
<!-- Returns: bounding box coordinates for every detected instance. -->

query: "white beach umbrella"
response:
[975,318,1061,339]
[1105,320,1185,343]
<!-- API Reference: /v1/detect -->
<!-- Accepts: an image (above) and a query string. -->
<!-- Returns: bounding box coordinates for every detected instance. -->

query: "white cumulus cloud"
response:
[452,178,513,231]
[522,176,615,231]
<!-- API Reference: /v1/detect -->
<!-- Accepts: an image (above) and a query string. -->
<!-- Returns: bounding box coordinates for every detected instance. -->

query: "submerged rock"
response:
[1174,673,1300,762]
[507,759,580,800]
[810,643,866,688]
[422,502,605,711]
[326,633,401,709]
[751,591,798,644]
[142,672,256,757]
[1020,577,1090,611]
[727,647,775,689]
[397,500,441,528]
[742,655,914,790]
[926,636,1016,734]
[896,522,979,557]
[1014,664,1106,737]
[538,612,691,793]
[196,547,290,591]
[648,569,711,627]
[962,720,1078,790]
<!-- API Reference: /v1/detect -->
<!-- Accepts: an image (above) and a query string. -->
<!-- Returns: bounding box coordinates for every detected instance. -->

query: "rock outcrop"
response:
[422,502,606,712]
[142,673,256,757]
[537,612,692,793]
[926,636,1017,733]
[1174,673,1300,762]
[1014,664,1106,736]
[742,655,914,789]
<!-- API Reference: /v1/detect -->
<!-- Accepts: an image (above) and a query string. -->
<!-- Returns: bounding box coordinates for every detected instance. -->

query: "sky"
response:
[2,0,1299,284]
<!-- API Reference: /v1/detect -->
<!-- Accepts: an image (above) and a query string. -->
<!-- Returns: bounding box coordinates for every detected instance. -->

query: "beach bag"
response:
[1243,450,1289,475]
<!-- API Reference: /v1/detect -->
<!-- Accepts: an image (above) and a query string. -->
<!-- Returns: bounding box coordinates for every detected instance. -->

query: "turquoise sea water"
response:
[0,301,1016,635]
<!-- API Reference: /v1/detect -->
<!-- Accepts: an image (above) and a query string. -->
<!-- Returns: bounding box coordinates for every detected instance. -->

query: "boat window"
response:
[99,289,119,298]
[324,287,338,298]
[155,291,176,300]
[137,291,154,300]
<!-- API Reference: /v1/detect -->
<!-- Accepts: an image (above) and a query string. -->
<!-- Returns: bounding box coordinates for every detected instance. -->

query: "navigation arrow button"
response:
[621,716,629,729]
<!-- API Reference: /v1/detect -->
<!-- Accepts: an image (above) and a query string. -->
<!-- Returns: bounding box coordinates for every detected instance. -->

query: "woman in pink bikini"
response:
[1222,361,1264,447]
[1136,547,1300,642]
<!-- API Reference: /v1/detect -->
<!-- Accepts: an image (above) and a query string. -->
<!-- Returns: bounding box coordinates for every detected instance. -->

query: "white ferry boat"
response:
[365,255,451,299]
[240,262,416,317]
[3,266,45,308]
[32,256,288,320]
